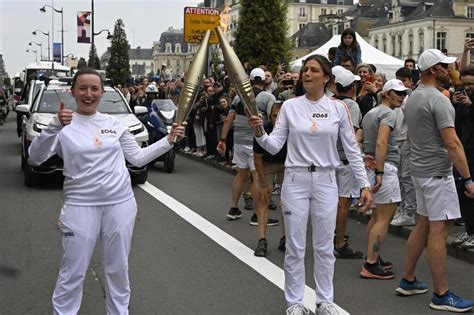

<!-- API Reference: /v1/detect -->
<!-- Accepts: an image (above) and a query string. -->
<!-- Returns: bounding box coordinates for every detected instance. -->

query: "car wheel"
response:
[163,149,175,173]
[24,166,36,187]
[131,168,148,184]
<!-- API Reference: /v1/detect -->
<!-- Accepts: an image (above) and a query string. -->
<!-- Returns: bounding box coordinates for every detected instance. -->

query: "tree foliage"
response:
[77,57,88,69]
[234,0,292,72]
[3,77,11,87]
[87,43,101,70]
[106,19,131,85]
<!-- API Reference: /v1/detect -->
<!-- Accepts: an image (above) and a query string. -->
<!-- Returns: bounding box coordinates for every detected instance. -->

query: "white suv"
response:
[16,80,149,186]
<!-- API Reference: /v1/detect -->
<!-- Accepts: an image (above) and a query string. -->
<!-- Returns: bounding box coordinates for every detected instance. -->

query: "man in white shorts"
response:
[396,49,474,313]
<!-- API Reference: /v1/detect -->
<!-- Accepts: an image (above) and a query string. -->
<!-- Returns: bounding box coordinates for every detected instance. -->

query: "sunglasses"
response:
[392,90,407,97]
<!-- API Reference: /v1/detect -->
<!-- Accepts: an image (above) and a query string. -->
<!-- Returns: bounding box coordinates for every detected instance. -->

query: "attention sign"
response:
[184,7,221,44]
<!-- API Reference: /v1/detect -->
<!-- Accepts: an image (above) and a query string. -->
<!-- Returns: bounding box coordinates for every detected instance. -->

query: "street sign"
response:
[184,7,221,44]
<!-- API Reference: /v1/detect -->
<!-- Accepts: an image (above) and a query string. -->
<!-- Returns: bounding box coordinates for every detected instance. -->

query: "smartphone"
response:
[282,79,294,86]
[365,76,374,83]
[411,69,420,84]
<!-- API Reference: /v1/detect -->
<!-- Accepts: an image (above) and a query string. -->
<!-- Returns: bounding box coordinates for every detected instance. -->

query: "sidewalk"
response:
[178,150,474,265]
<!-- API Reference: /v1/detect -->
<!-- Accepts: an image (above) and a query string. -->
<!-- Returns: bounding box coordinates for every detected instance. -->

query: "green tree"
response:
[87,43,101,70]
[3,77,11,87]
[233,0,291,71]
[106,19,131,85]
[77,57,87,69]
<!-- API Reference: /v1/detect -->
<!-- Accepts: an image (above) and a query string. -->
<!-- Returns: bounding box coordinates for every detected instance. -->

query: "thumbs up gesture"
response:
[57,101,73,126]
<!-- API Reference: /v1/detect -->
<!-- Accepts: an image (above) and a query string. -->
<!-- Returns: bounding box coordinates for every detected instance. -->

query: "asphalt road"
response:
[0,113,473,314]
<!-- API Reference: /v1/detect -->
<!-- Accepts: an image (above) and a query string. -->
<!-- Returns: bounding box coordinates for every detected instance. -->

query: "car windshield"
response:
[36,88,130,114]
[151,99,177,112]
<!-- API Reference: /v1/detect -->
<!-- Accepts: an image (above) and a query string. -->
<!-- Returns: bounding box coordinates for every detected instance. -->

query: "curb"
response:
[178,151,474,265]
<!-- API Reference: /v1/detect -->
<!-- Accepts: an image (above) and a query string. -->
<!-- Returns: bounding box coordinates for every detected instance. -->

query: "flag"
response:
[77,11,91,43]
[53,43,62,63]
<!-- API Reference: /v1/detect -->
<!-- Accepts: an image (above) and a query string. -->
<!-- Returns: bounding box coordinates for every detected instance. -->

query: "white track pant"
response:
[281,168,338,306]
[52,198,137,315]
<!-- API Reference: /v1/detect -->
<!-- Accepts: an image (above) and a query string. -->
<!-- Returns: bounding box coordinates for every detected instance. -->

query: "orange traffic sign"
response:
[184,7,221,44]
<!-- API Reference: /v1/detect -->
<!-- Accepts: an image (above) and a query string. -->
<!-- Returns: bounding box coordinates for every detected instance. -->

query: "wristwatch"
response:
[360,184,371,192]
[463,177,473,187]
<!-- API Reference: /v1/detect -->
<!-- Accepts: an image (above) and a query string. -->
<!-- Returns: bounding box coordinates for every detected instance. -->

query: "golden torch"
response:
[175,29,211,131]
[215,26,265,137]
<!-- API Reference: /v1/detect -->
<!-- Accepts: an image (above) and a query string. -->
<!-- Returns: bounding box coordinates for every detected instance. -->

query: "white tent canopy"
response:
[290,32,404,79]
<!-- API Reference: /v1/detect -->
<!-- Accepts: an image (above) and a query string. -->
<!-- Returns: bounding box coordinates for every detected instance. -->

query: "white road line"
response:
[139,181,349,314]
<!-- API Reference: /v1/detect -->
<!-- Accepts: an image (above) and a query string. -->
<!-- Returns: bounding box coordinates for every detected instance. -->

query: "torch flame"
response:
[219,6,231,33]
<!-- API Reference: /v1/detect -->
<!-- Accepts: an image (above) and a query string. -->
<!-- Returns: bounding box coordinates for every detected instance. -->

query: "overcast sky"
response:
[1,0,201,76]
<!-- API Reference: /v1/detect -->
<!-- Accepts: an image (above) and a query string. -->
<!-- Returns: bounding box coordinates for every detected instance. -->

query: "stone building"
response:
[368,0,474,61]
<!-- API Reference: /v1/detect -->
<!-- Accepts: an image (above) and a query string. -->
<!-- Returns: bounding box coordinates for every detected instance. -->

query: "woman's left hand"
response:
[358,188,373,213]
[167,122,187,144]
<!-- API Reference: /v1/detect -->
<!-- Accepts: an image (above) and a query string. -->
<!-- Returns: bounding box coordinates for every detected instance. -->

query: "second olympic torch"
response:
[175,30,211,130]
[215,26,265,137]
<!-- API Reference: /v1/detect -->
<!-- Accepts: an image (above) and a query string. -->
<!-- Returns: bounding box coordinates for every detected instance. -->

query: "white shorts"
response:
[336,163,360,198]
[412,175,461,221]
[232,143,255,170]
[367,162,401,204]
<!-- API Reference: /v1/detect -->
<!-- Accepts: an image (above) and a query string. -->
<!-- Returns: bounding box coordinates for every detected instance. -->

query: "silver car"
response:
[16,80,149,186]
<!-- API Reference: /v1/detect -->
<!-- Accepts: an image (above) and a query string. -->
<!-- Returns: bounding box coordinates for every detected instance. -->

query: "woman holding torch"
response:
[248,55,372,315]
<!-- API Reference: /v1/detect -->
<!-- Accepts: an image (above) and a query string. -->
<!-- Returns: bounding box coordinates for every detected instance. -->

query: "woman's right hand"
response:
[57,101,73,126]
[364,81,377,94]
[248,115,263,129]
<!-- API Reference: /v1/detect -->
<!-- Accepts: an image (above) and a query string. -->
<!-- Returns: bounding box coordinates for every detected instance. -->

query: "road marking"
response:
[139,181,349,314]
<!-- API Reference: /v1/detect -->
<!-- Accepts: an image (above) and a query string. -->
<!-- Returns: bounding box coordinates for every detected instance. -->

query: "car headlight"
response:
[129,123,145,135]
[33,121,47,133]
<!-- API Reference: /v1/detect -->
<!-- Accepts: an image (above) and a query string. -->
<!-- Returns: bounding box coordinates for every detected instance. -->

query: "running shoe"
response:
[249,214,279,226]
[460,234,474,249]
[244,196,253,210]
[226,207,242,220]
[451,232,470,246]
[430,290,474,313]
[396,278,429,296]
[360,261,395,280]
[254,238,268,257]
[272,184,281,195]
[379,257,393,270]
[334,242,363,259]
[268,199,278,210]
[316,302,340,315]
[286,304,310,315]
[278,236,286,252]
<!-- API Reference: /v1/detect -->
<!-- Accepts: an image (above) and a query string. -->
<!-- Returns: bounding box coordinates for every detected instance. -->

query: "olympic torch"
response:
[174,29,211,140]
[215,26,265,136]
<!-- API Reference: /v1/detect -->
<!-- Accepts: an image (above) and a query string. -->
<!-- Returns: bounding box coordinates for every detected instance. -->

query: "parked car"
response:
[16,79,149,186]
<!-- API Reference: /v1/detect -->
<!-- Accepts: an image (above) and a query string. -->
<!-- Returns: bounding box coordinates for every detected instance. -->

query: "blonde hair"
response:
[355,63,374,76]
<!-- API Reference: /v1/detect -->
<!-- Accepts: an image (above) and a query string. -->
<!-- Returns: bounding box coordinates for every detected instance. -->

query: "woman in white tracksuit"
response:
[28,68,185,315]
[249,55,372,315]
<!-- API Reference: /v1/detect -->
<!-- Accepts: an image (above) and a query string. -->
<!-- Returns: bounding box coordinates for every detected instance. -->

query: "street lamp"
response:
[40,4,64,65]
[26,49,38,62]
[29,41,43,60]
[94,29,113,40]
[32,29,50,60]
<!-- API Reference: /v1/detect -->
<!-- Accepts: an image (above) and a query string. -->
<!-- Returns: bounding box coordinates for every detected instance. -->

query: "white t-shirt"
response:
[29,112,172,206]
[256,95,369,188]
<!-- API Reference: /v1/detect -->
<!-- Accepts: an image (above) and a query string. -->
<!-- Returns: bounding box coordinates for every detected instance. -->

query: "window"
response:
[408,33,413,55]
[299,23,305,30]
[419,32,424,53]
[167,59,171,67]
[321,0,327,3]
[165,43,172,53]
[466,33,474,39]
[330,9,334,15]
[321,8,327,15]
[398,34,402,56]
[175,43,181,53]
[338,9,344,16]
[374,38,379,50]
[468,6,474,18]
[176,59,180,66]
[392,35,396,56]
[382,38,387,53]
[338,0,344,4]
[299,7,306,17]
[436,32,446,51]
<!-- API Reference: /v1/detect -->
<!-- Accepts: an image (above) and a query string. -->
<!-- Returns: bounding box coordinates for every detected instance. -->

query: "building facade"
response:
[129,47,154,79]
[368,0,474,61]
[0,54,6,85]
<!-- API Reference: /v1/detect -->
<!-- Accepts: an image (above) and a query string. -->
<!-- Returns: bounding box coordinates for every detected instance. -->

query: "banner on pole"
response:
[53,43,62,63]
[77,11,91,43]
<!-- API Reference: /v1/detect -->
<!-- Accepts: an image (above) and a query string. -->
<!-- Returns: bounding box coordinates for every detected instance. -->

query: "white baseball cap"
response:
[382,79,409,93]
[418,49,456,71]
[334,69,361,87]
[331,65,345,77]
[250,68,265,81]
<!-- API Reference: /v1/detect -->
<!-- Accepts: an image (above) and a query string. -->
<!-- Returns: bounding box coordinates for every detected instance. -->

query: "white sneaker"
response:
[391,213,416,226]
[451,232,470,246]
[460,234,474,249]
[286,304,310,315]
[316,302,340,315]
[183,146,191,153]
